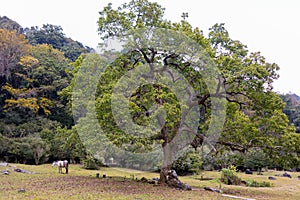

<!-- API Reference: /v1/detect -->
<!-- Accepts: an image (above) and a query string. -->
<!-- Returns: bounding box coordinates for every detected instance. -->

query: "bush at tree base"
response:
[221,167,241,185]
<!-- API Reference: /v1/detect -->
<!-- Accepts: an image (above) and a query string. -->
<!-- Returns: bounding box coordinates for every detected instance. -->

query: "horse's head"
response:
[51,161,57,167]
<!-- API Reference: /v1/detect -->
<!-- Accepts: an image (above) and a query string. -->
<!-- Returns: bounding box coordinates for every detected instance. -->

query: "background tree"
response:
[280,93,300,133]
[0,29,28,81]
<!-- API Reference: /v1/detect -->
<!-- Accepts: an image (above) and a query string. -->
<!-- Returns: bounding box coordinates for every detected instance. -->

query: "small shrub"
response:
[172,151,203,176]
[221,167,241,185]
[246,180,272,187]
[82,156,102,170]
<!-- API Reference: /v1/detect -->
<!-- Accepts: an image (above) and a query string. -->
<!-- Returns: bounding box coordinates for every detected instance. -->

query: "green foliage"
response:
[172,150,203,175]
[0,24,79,164]
[82,156,102,170]
[220,167,241,185]
[0,28,28,80]
[214,150,244,168]
[2,41,73,122]
[246,180,272,187]
[0,118,60,164]
[94,0,297,178]
[25,24,65,49]
[98,0,166,39]
[244,149,270,170]
[0,133,12,159]
[53,127,86,162]
[0,133,50,164]
[271,132,300,169]
[24,24,92,61]
[280,93,300,133]
[0,16,23,33]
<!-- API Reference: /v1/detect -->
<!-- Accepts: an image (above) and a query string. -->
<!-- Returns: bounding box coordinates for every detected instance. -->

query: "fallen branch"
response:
[221,194,256,200]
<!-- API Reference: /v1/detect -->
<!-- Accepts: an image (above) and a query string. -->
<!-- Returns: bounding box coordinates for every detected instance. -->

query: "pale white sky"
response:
[1,0,299,95]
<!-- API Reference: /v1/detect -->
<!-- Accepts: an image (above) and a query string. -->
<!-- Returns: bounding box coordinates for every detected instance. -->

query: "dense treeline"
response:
[0,16,90,164]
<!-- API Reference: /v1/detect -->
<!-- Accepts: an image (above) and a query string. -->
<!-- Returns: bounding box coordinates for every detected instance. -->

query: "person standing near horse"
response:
[52,160,69,174]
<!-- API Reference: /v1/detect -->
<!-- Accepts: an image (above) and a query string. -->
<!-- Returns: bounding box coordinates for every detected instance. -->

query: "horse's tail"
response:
[65,160,69,174]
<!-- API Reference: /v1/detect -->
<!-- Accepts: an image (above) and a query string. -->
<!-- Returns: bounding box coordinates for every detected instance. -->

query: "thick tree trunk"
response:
[159,136,173,183]
[159,164,172,184]
[159,165,191,190]
[158,143,191,190]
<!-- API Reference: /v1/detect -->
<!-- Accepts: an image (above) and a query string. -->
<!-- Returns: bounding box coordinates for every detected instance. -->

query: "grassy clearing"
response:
[0,164,300,200]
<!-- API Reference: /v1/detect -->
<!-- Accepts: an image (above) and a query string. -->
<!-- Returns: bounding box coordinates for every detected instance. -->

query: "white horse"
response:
[52,160,69,174]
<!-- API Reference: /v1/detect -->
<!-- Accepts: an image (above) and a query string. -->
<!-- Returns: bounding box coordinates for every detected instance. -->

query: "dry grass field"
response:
[1,164,300,200]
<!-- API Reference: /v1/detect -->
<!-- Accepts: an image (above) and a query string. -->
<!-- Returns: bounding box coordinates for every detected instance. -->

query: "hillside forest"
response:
[1,0,300,178]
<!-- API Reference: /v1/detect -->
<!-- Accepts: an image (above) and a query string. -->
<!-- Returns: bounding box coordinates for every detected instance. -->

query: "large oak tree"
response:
[67,0,295,187]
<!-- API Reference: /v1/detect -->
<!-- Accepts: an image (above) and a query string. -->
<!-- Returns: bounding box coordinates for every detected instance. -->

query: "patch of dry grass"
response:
[1,164,300,200]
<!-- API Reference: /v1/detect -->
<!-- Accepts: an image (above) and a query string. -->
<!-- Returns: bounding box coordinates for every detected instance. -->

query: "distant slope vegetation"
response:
[0,16,89,164]
[0,16,23,33]
[0,16,93,61]
[280,93,300,133]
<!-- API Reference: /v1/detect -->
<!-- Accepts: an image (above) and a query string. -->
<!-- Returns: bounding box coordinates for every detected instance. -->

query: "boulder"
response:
[204,187,222,193]
[14,168,32,174]
[245,169,253,174]
[3,171,10,175]
[18,189,26,193]
[227,177,232,185]
[140,177,148,183]
[283,172,292,178]
[148,180,156,184]
[165,170,191,190]
[15,168,22,172]
[0,162,8,167]
[181,183,192,190]
[236,166,245,172]
[268,176,277,180]
[168,170,178,179]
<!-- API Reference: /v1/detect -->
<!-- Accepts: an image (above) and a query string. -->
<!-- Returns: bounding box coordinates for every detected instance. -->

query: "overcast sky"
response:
[1,0,299,95]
